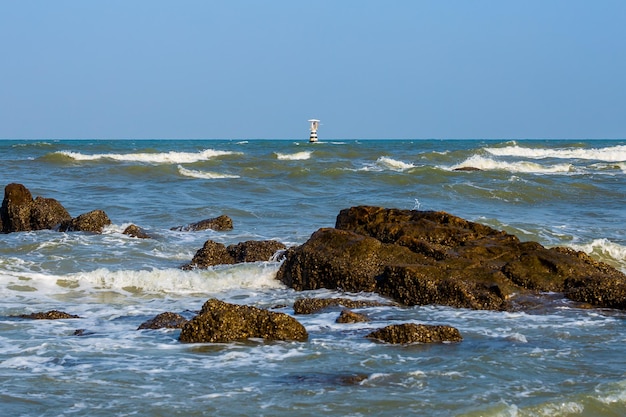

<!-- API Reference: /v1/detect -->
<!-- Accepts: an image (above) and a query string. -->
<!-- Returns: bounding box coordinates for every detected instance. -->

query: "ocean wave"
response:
[570,239,626,271]
[451,155,573,174]
[376,156,416,171]
[177,166,240,179]
[274,151,312,160]
[53,149,238,164]
[485,144,626,162]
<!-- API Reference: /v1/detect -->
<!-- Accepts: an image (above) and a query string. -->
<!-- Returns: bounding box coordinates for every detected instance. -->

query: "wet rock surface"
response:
[293,297,388,315]
[138,312,188,330]
[123,224,151,239]
[17,310,80,320]
[366,323,463,344]
[179,299,308,343]
[171,215,233,232]
[182,239,286,270]
[1,183,71,232]
[336,309,370,324]
[277,206,626,311]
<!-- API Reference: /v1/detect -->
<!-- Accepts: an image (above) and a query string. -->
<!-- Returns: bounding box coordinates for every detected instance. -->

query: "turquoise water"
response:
[1,139,625,416]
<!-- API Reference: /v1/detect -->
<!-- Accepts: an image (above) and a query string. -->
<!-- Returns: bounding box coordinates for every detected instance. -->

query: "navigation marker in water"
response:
[308,119,320,143]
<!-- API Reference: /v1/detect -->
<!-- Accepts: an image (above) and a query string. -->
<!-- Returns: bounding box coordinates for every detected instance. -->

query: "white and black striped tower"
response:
[308,119,320,143]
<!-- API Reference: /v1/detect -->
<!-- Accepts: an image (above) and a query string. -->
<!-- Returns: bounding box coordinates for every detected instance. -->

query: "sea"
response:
[1,139,625,416]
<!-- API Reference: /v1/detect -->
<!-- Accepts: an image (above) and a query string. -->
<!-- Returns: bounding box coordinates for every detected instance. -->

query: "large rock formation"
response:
[181,239,286,270]
[59,209,111,233]
[179,299,308,343]
[1,183,71,232]
[277,206,626,311]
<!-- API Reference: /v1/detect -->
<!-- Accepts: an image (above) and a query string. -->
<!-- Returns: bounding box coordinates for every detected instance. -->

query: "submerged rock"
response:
[366,323,462,344]
[18,310,80,320]
[171,215,233,232]
[293,297,388,315]
[336,309,370,324]
[138,312,188,330]
[59,209,111,233]
[277,206,626,311]
[179,299,308,343]
[123,224,151,239]
[181,239,286,270]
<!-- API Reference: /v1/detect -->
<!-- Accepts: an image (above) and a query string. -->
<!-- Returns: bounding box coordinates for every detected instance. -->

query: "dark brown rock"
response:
[30,196,72,230]
[293,297,388,315]
[227,240,286,263]
[171,215,233,232]
[366,323,462,344]
[1,183,33,232]
[1,184,72,233]
[277,206,626,311]
[123,224,151,239]
[179,299,308,343]
[181,240,235,270]
[277,228,425,292]
[18,310,80,320]
[138,312,188,330]
[59,210,111,233]
[336,309,369,324]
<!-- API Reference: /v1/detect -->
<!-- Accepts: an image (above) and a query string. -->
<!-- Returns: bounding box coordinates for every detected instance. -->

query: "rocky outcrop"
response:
[181,239,286,270]
[171,215,233,232]
[179,299,308,343]
[59,209,111,233]
[293,297,388,315]
[137,312,188,330]
[1,183,71,232]
[123,224,151,239]
[366,323,462,344]
[336,309,369,324]
[18,310,80,319]
[277,206,626,311]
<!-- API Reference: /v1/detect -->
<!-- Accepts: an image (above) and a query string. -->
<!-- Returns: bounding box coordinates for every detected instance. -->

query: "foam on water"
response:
[274,151,312,160]
[451,155,574,173]
[177,165,240,179]
[485,144,626,162]
[54,148,238,164]
[376,156,416,171]
[570,239,626,271]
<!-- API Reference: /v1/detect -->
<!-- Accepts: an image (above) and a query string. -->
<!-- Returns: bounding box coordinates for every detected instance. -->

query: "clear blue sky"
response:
[1,1,625,139]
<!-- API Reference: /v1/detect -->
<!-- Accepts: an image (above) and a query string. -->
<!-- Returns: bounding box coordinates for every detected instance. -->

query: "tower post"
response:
[308,119,320,143]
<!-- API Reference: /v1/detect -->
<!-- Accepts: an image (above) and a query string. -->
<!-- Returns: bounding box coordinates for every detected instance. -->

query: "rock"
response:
[277,206,626,311]
[30,196,72,230]
[453,166,482,171]
[123,224,151,239]
[59,210,111,233]
[137,312,188,330]
[0,183,71,233]
[277,228,425,292]
[226,240,286,263]
[336,309,369,324]
[181,240,235,270]
[182,239,286,270]
[171,215,233,232]
[18,310,80,320]
[366,323,462,344]
[179,299,308,343]
[293,297,388,315]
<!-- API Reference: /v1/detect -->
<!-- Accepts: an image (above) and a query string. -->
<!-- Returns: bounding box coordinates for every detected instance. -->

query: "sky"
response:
[1,1,625,140]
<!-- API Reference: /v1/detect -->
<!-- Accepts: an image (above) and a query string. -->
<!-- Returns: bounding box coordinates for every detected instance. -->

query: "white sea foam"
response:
[376,156,416,171]
[569,239,626,270]
[55,149,238,164]
[177,165,240,179]
[451,155,573,174]
[485,144,626,162]
[274,151,312,160]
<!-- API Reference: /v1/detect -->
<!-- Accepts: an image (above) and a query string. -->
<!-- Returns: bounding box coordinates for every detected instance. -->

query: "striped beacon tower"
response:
[308,119,320,143]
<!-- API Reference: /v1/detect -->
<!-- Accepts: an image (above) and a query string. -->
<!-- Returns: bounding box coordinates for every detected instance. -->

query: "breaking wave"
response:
[274,151,312,161]
[376,156,415,171]
[485,144,626,162]
[177,166,240,179]
[54,149,238,164]
[451,155,573,174]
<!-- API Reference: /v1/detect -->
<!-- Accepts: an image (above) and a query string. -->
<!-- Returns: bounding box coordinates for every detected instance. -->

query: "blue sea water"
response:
[1,139,625,416]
